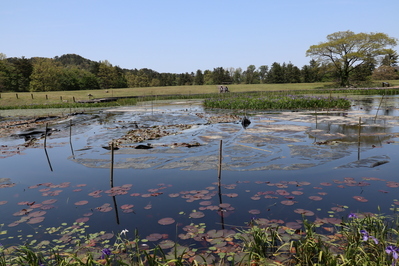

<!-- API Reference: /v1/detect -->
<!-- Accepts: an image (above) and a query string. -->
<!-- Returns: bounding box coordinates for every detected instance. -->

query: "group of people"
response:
[219,85,229,93]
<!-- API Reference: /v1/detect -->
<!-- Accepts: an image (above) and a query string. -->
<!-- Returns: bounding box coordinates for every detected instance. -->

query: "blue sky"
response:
[1,0,398,73]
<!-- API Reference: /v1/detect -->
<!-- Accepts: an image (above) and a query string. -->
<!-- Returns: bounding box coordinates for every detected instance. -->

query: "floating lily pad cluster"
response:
[1,172,399,257]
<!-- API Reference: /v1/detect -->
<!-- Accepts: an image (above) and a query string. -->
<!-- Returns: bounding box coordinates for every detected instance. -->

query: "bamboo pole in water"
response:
[358,117,361,145]
[110,142,114,188]
[44,123,48,148]
[358,117,362,161]
[69,120,75,159]
[375,94,385,122]
[217,140,225,229]
[218,140,222,181]
[44,123,53,171]
[109,142,120,224]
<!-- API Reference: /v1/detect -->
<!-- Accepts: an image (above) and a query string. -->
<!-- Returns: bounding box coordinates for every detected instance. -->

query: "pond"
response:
[1,95,399,252]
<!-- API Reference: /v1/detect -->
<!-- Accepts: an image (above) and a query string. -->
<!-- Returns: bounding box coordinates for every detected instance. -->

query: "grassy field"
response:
[0,82,331,108]
[0,81,398,109]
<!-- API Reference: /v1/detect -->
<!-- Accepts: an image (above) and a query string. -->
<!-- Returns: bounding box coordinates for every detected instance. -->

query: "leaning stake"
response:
[44,123,48,148]
[217,140,225,229]
[44,123,53,171]
[218,140,222,181]
[358,117,362,160]
[110,142,114,188]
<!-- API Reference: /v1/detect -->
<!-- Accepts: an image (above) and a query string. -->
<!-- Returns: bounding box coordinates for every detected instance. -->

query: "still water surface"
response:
[1,96,399,246]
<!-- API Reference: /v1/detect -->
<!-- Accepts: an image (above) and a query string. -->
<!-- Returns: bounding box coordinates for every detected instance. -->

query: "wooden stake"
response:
[358,117,361,145]
[110,142,114,188]
[69,119,75,159]
[218,140,222,181]
[358,117,361,161]
[375,94,385,122]
[44,123,48,148]
[217,139,225,229]
[44,123,53,171]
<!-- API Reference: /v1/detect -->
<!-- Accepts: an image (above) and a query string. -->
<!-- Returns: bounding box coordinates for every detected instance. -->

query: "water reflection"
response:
[352,95,399,116]
[2,96,399,248]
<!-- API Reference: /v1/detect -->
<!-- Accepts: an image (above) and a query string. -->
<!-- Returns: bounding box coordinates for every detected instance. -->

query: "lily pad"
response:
[42,199,57,205]
[158,217,175,225]
[189,211,205,219]
[219,203,231,208]
[309,196,323,201]
[326,217,342,224]
[294,209,315,216]
[27,216,45,224]
[8,221,20,227]
[158,240,175,249]
[121,204,134,209]
[286,222,302,229]
[74,200,89,206]
[248,209,261,214]
[28,211,46,217]
[146,233,163,241]
[291,191,304,195]
[76,217,89,223]
[281,200,296,206]
[353,196,368,202]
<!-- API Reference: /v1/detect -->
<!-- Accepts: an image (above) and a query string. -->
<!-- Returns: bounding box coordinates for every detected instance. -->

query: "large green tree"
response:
[0,54,11,91]
[380,51,398,66]
[97,60,126,89]
[258,65,268,84]
[194,70,204,85]
[285,62,301,83]
[29,58,64,92]
[268,62,285,83]
[306,31,397,86]
[212,67,231,85]
[8,57,33,91]
[244,65,257,84]
[232,68,242,84]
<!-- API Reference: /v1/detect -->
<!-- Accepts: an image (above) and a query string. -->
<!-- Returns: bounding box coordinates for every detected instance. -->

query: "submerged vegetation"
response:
[2,213,399,265]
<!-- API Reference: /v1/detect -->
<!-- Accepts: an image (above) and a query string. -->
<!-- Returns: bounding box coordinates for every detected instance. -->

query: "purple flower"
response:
[348,213,358,219]
[101,248,111,259]
[386,245,399,260]
[360,230,379,244]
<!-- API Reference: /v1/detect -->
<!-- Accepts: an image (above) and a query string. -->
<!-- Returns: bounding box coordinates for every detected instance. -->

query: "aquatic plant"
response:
[2,212,399,265]
[204,93,352,110]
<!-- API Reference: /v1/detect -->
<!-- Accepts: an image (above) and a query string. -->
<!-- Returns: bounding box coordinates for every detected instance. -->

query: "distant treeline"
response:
[0,53,398,92]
